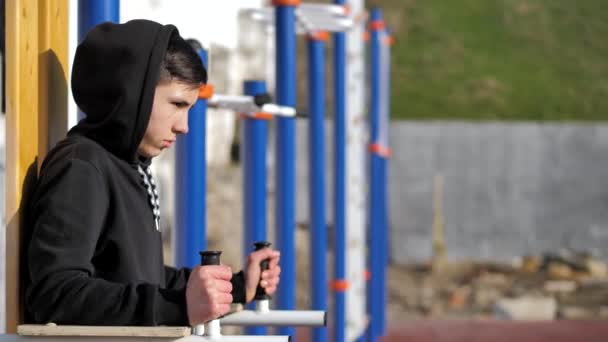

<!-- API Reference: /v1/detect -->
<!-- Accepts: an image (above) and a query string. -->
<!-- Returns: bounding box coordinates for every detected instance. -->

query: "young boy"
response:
[24,19,280,326]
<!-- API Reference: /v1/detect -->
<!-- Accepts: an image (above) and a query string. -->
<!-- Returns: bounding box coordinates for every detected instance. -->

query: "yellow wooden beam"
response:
[39,0,69,158]
[5,0,68,333]
[6,0,40,331]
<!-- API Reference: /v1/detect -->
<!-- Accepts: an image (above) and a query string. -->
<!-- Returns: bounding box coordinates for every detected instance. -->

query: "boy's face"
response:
[138,80,199,158]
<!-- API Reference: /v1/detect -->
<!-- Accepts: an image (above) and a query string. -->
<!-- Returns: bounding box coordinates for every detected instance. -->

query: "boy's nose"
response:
[174,112,189,134]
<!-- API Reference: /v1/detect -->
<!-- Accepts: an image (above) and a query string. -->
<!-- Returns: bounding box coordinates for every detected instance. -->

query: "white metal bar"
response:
[244,8,352,32]
[260,104,296,117]
[344,0,368,340]
[203,320,221,338]
[0,335,291,342]
[300,3,347,16]
[295,14,353,32]
[249,6,348,19]
[193,324,204,336]
[208,95,296,117]
[255,299,270,313]
[176,335,290,342]
[219,310,326,327]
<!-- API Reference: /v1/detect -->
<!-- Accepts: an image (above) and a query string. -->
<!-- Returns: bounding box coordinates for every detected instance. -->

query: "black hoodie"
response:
[25,20,245,326]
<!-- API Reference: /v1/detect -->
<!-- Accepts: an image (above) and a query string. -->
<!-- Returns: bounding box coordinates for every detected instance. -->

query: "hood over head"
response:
[70,19,177,162]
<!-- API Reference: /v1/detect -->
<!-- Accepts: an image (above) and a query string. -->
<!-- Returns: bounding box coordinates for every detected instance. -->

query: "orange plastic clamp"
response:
[342,4,351,15]
[198,84,214,99]
[252,112,273,120]
[239,112,273,121]
[363,31,370,42]
[369,143,392,158]
[308,31,330,42]
[365,270,371,281]
[272,0,301,6]
[385,35,394,46]
[368,20,385,31]
[331,279,350,292]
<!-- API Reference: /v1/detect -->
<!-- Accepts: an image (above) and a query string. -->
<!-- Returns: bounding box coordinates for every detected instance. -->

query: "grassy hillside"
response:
[369,0,608,120]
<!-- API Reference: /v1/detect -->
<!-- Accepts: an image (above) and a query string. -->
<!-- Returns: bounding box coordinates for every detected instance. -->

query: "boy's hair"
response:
[158,34,207,88]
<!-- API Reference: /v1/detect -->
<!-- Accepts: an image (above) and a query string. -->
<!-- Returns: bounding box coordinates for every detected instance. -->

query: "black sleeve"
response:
[26,159,188,326]
[164,266,191,290]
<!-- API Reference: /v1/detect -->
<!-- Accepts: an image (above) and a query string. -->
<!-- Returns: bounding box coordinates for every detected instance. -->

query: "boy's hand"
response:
[186,265,233,325]
[244,249,281,303]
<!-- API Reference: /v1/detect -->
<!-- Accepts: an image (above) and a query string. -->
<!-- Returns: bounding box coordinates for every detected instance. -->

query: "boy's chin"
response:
[137,147,162,159]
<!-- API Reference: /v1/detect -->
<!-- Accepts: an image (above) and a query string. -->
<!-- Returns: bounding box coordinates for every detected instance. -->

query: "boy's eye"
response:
[172,102,188,108]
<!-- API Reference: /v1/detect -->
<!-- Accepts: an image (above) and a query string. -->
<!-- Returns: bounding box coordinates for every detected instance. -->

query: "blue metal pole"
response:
[332,1,347,342]
[274,2,297,339]
[243,80,269,336]
[379,28,392,338]
[307,33,328,342]
[175,49,208,268]
[78,0,119,42]
[369,8,386,341]
[78,0,119,121]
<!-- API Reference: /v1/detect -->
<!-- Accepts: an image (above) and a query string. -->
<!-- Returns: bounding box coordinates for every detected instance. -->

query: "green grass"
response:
[371,0,608,120]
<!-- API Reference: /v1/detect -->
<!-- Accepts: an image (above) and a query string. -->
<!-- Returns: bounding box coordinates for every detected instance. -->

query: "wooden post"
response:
[5,0,68,333]
[432,174,447,273]
[39,0,69,162]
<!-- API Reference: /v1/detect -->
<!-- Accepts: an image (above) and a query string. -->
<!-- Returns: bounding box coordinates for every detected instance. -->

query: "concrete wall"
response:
[290,121,608,264]
[387,122,608,264]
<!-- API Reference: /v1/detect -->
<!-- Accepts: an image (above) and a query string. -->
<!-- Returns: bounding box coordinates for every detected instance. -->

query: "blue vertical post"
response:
[369,8,387,341]
[78,0,119,42]
[242,80,269,336]
[274,1,298,339]
[175,48,208,268]
[381,27,392,279]
[307,32,328,342]
[379,27,392,338]
[78,0,119,120]
[332,1,347,341]
[387,32,393,271]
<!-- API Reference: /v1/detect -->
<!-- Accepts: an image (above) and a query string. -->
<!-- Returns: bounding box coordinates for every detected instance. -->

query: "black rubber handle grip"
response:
[200,251,222,266]
[253,241,272,300]
[253,93,272,107]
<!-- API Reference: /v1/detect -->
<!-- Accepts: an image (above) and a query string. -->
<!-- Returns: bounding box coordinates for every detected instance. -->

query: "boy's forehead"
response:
[158,80,199,94]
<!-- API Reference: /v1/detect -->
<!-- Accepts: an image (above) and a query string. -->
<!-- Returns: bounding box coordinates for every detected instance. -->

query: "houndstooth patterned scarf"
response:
[137,164,161,231]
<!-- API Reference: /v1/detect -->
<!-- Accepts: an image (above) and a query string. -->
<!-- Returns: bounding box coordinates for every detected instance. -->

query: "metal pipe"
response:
[248,5,350,19]
[77,0,119,42]
[379,25,392,339]
[242,81,269,336]
[176,335,291,342]
[369,8,387,341]
[0,335,291,342]
[307,33,328,342]
[332,1,347,341]
[300,3,348,15]
[220,310,326,327]
[175,47,209,268]
[192,252,292,342]
[274,1,297,339]
[295,16,354,30]
[195,251,223,336]
[245,8,352,32]
[256,299,270,312]
[208,95,296,117]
